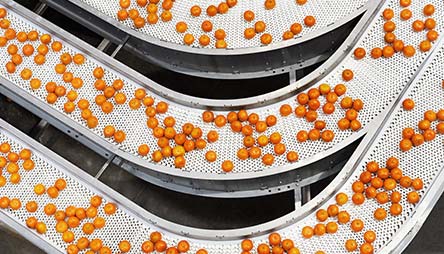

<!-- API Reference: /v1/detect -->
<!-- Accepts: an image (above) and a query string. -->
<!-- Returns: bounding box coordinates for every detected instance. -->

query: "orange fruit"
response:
[104,202,117,215]
[44,203,57,215]
[301,226,314,238]
[337,211,350,224]
[374,208,387,220]
[345,239,358,252]
[350,219,364,232]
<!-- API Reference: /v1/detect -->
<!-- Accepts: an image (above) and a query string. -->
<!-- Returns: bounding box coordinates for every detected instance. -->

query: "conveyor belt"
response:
[2,28,444,254]
[41,0,373,79]
[0,0,443,197]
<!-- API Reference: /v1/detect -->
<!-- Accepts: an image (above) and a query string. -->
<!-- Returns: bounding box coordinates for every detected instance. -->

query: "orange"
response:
[314,223,326,236]
[400,9,412,20]
[304,15,316,27]
[268,232,281,246]
[382,8,394,20]
[402,98,414,109]
[360,243,374,254]
[363,230,376,243]
[104,202,117,215]
[371,47,383,59]
[222,160,234,172]
[44,203,56,215]
[390,191,402,204]
[9,198,21,210]
[93,217,105,229]
[382,46,395,58]
[47,186,59,198]
[55,178,67,191]
[155,240,167,252]
[400,139,413,152]
[383,21,396,32]
[286,151,299,162]
[412,178,423,190]
[350,219,364,232]
[6,62,16,73]
[327,204,339,217]
[142,241,155,253]
[34,184,46,195]
[76,237,89,250]
[0,197,10,209]
[352,181,365,193]
[337,211,350,224]
[374,208,387,220]
[412,20,424,32]
[82,222,95,235]
[36,221,47,234]
[291,23,303,35]
[354,47,366,59]
[407,191,419,203]
[26,201,38,213]
[301,226,314,238]
[316,209,328,222]
[420,40,432,52]
[63,231,75,243]
[345,239,358,252]
[257,243,270,254]
[390,203,402,216]
[90,239,103,252]
[427,30,439,42]
[411,133,424,146]
[54,210,66,221]
[321,130,334,142]
[190,5,202,17]
[326,221,338,234]
[342,69,354,81]
[403,45,415,57]
[26,217,37,229]
[119,240,131,253]
[384,32,396,43]
[255,21,266,33]
[352,193,365,205]
[296,130,308,142]
[423,4,435,16]
[67,216,80,228]
[241,239,253,251]
[425,18,436,30]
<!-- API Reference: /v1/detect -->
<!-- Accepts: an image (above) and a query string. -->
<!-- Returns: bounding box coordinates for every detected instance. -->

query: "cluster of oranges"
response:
[145,114,215,169]
[1,138,211,254]
[116,0,316,47]
[241,233,302,254]
[0,142,34,186]
[356,158,422,222]
[140,231,208,254]
[292,70,363,143]
[240,155,424,254]
[353,2,438,60]
[201,109,296,170]
[400,99,443,151]
[30,176,122,254]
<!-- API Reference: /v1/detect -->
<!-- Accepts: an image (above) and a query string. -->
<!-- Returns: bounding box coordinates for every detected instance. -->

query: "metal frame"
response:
[41,0,375,79]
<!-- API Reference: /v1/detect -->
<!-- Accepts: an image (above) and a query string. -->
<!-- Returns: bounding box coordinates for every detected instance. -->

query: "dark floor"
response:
[0,0,442,253]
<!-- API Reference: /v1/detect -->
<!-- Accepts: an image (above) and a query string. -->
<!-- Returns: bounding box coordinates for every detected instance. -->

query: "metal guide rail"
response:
[41,0,373,79]
[0,0,443,196]
[2,21,444,254]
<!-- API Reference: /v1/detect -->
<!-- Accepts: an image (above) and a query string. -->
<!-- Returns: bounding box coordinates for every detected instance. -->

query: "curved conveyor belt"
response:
[1,33,444,253]
[42,0,369,78]
[0,0,443,197]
